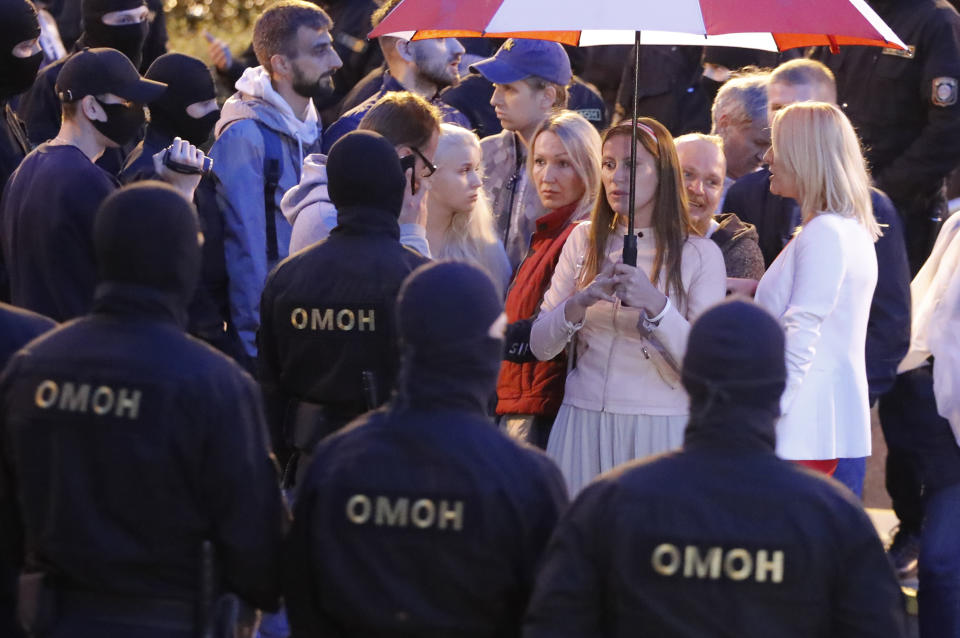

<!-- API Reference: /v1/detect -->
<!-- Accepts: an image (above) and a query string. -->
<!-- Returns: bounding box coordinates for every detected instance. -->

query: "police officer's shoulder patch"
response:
[932,77,959,107]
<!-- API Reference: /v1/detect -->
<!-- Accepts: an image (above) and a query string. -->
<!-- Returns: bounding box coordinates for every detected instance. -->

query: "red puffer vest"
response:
[497,204,580,416]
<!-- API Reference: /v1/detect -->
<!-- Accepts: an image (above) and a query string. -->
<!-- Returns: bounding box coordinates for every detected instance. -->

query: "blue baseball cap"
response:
[470,38,572,86]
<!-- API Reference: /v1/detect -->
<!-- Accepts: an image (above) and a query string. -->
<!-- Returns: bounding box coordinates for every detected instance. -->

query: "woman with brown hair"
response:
[530,118,726,495]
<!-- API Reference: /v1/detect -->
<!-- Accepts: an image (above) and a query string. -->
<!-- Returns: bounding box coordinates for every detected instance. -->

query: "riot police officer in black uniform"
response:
[524,299,907,638]
[0,182,286,638]
[0,305,54,637]
[815,0,960,274]
[284,260,568,637]
[258,130,429,484]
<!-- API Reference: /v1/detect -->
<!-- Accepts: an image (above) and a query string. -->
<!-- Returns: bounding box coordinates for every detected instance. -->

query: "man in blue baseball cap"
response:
[472,38,573,269]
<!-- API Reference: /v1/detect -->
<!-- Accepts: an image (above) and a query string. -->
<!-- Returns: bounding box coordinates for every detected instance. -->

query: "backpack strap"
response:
[255,121,283,263]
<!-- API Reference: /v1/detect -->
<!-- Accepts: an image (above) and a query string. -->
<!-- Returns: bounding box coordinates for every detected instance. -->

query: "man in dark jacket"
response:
[258,130,429,483]
[0,0,42,193]
[119,52,248,368]
[814,0,960,274]
[0,0,44,303]
[524,299,907,638]
[321,0,468,154]
[284,260,568,637]
[0,47,204,322]
[19,0,152,149]
[0,303,54,638]
[0,182,286,638]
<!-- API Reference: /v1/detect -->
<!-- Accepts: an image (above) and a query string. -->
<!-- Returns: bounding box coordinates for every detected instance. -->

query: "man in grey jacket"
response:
[209,0,341,358]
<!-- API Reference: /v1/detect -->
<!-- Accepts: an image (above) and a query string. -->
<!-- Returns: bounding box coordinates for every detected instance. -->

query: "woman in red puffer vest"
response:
[497,111,601,448]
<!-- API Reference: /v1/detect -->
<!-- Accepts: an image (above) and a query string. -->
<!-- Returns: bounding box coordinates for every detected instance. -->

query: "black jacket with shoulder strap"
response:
[258,203,429,458]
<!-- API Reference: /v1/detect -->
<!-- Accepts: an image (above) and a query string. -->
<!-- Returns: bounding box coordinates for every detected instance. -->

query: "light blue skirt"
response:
[546,404,687,497]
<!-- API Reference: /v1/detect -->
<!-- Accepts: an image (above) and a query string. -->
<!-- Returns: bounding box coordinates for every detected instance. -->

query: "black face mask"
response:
[148,106,219,146]
[180,111,218,146]
[92,98,145,146]
[0,49,42,98]
[84,21,149,69]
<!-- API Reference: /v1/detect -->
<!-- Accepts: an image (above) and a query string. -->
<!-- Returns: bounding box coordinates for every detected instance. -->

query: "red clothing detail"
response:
[497,204,580,416]
[793,459,839,476]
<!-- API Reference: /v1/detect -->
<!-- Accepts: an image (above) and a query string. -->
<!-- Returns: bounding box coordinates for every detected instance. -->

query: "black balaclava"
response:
[327,130,406,220]
[681,298,787,451]
[0,0,42,99]
[144,53,218,145]
[395,260,505,413]
[80,0,148,68]
[94,181,201,313]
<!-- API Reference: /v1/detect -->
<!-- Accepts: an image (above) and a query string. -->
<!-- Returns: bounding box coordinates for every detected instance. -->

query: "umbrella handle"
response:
[623,233,637,267]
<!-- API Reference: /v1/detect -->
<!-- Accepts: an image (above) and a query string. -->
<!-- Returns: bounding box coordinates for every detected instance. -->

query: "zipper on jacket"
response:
[601,300,621,412]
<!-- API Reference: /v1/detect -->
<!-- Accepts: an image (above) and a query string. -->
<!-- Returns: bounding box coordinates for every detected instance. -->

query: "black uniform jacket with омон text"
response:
[0,283,286,611]
[524,403,908,638]
[258,203,429,453]
[284,344,569,638]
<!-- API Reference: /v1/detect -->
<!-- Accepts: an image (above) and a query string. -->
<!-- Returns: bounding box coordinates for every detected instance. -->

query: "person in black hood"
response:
[18,0,150,151]
[284,260,568,637]
[118,53,247,367]
[525,298,908,638]
[0,181,286,638]
[0,0,42,189]
[258,129,429,483]
[0,0,44,302]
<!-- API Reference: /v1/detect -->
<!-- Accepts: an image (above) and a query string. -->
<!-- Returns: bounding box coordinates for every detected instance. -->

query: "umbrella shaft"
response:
[625,30,641,266]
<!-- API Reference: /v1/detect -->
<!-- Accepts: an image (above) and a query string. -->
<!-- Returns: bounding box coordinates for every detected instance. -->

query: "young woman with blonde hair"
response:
[530,118,726,494]
[425,123,511,294]
[496,111,601,448]
[755,101,879,476]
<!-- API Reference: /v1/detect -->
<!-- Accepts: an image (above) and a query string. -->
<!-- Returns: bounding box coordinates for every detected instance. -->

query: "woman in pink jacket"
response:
[530,119,726,495]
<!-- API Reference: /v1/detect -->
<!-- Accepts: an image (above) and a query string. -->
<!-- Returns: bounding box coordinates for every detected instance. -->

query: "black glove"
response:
[503,319,538,364]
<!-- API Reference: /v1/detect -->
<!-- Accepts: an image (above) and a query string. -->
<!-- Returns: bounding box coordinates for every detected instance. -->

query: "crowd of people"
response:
[1,0,960,635]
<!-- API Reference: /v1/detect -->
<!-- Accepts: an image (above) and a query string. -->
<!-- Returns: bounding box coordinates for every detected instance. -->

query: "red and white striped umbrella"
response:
[370,0,906,264]
[369,0,906,52]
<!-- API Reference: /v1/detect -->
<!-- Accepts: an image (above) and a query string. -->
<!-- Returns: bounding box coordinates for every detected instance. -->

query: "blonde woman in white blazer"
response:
[754,102,880,474]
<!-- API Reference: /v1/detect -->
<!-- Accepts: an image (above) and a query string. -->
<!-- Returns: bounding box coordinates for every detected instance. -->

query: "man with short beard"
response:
[321,0,467,153]
[209,0,342,359]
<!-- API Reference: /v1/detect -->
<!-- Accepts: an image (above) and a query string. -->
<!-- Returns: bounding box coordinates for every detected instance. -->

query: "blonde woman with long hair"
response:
[496,111,601,448]
[755,101,879,476]
[530,118,726,494]
[426,123,511,294]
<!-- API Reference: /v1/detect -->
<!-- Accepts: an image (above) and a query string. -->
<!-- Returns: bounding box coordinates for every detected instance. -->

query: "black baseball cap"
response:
[56,47,166,104]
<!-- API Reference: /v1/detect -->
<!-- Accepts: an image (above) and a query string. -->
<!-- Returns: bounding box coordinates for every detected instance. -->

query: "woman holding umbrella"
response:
[530,118,726,495]
[754,101,879,476]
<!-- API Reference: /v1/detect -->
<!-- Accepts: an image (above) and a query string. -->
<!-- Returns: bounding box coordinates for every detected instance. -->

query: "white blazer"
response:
[755,212,877,460]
